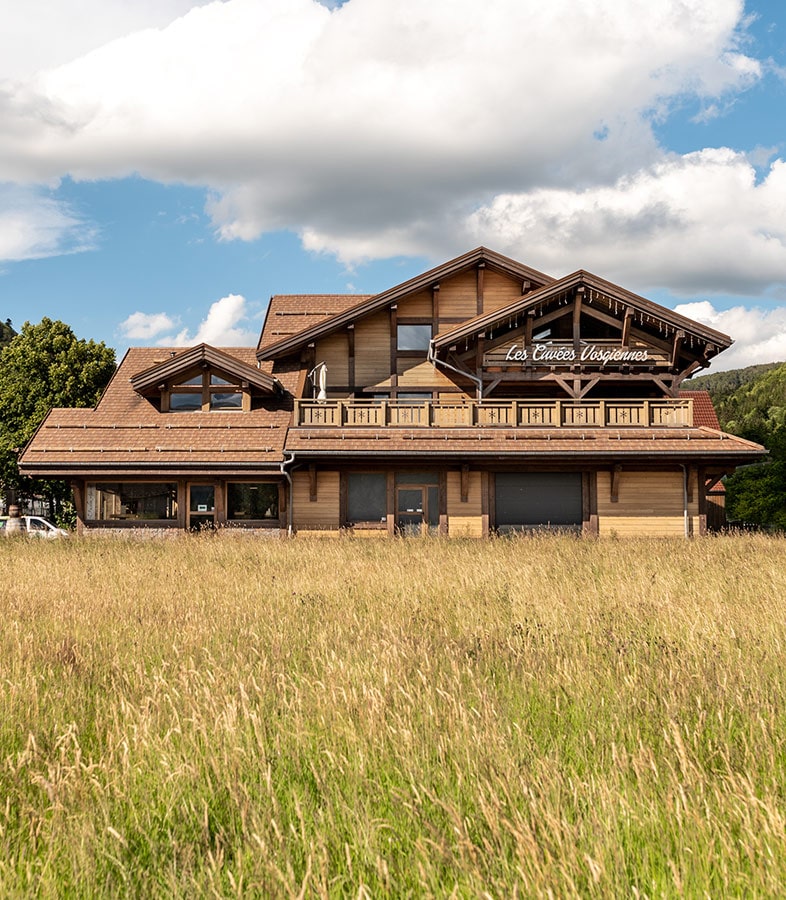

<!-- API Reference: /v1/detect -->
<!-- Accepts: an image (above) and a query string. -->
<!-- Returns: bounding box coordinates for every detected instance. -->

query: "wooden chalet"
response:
[20,248,764,536]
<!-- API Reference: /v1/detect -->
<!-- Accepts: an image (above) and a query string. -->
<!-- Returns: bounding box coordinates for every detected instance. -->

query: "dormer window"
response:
[164,370,247,412]
[130,344,281,413]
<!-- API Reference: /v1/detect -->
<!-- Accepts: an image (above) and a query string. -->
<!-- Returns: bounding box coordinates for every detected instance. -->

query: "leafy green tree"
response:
[0,318,115,519]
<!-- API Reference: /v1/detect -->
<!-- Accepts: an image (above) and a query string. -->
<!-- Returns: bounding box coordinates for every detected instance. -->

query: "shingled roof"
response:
[21,347,293,476]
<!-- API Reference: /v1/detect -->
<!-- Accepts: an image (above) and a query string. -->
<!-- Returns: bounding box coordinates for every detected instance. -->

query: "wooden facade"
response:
[20,248,765,537]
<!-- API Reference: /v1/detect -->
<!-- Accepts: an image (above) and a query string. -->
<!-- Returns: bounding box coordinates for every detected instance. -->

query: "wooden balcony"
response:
[294,398,693,428]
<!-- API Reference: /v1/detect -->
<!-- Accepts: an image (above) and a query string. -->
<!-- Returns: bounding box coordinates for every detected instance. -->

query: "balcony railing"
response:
[294,398,693,428]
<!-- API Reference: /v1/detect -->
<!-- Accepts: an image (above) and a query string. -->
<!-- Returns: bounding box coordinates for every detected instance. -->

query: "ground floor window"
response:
[347,473,387,523]
[88,483,178,521]
[494,472,582,532]
[227,483,279,520]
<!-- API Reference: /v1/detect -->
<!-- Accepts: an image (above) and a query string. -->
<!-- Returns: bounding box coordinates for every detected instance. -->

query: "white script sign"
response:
[502,343,650,365]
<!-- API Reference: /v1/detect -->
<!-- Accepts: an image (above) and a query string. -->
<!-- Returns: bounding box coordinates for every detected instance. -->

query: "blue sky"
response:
[0,0,785,371]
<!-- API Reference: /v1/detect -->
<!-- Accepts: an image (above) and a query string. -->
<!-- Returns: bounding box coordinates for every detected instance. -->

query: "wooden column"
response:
[477,262,486,315]
[347,324,355,397]
[389,304,398,395]
[573,286,584,356]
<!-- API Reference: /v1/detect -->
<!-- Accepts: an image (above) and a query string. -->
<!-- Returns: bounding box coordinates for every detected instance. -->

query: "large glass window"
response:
[348,473,387,522]
[397,324,431,351]
[227,483,279,520]
[91,483,178,521]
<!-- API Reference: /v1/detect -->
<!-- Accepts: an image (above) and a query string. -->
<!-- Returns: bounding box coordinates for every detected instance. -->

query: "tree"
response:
[0,318,16,348]
[715,362,786,529]
[0,318,115,518]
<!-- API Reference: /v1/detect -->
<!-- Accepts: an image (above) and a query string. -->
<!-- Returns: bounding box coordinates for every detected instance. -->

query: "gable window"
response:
[397,324,432,352]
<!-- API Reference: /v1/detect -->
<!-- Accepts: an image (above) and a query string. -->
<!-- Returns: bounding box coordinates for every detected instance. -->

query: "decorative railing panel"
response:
[294,398,693,428]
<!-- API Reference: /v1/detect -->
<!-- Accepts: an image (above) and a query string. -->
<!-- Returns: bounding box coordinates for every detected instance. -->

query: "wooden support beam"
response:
[577,376,600,399]
[389,303,398,394]
[309,465,317,502]
[524,310,535,350]
[610,465,622,503]
[461,465,469,503]
[671,330,685,370]
[347,324,355,397]
[432,283,440,328]
[573,286,584,355]
[477,262,485,315]
[621,307,634,347]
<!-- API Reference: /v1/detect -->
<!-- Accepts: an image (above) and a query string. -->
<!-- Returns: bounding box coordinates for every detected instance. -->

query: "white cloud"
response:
[0,1,216,79]
[0,183,96,261]
[675,301,786,370]
[463,150,786,296]
[169,294,256,346]
[119,311,179,340]
[0,0,783,302]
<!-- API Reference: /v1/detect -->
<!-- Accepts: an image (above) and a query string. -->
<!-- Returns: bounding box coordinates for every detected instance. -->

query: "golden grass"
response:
[1,533,786,897]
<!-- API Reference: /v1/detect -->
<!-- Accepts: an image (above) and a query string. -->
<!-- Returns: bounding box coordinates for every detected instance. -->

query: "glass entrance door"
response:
[396,485,439,535]
[189,484,216,531]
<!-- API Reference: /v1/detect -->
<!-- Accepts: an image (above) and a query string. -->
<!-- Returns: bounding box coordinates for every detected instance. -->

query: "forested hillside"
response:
[687,361,786,528]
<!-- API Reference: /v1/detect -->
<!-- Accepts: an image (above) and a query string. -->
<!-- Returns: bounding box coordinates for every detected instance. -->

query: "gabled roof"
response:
[20,347,293,475]
[130,343,280,394]
[258,247,554,360]
[432,270,732,352]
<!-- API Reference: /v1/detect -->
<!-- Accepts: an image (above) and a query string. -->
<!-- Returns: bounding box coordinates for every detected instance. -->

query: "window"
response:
[397,324,431,351]
[169,391,202,411]
[166,370,245,412]
[227,483,279,520]
[89,483,178,521]
[348,473,387,522]
[495,473,582,532]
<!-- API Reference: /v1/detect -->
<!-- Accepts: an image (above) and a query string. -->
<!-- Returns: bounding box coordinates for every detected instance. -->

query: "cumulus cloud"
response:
[0,2,765,260]
[676,301,786,371]
[464,150,786,296]
[0,183,96,261]
[0,1,215,79]
[120,295,256,347]
[171,294,256,346]
[119,311,179,340]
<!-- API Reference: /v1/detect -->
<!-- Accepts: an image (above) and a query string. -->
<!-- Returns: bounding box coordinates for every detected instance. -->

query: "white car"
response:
[0,515,69,538]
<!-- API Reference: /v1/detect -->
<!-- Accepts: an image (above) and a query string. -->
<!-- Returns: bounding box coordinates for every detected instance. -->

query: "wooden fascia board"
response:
[258,247,555,361]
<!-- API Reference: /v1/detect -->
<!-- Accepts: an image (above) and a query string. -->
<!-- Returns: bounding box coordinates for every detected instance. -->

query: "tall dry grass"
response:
[1,533,786,897]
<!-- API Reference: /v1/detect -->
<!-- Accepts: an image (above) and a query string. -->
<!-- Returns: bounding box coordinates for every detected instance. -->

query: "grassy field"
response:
[1,533,786,897]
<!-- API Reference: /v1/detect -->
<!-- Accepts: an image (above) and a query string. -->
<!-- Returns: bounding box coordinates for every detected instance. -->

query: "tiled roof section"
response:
[258,295,371,352]
[20,347,292,475]
[679,390,721,429]
[284,425,764,462]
